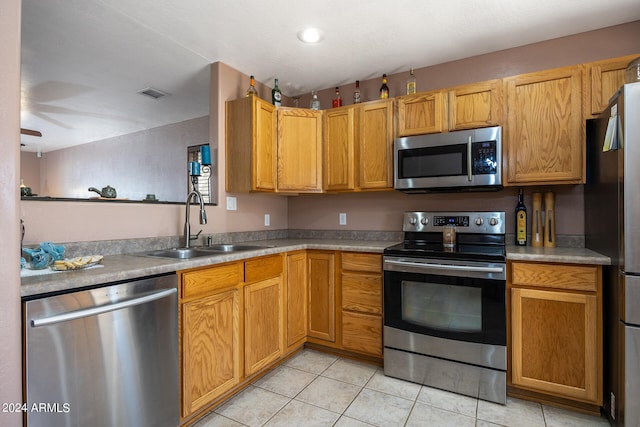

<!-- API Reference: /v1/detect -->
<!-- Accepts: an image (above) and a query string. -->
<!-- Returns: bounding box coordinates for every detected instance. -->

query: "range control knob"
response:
[489,217,499,226]
[409,217,418,226]
[420,217,429,225]
[475,217,484,226]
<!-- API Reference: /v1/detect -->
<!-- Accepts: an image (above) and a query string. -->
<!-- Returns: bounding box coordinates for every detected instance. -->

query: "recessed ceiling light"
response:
[297,28,324,44]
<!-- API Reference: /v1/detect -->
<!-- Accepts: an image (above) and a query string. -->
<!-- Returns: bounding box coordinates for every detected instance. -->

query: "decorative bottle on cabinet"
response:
[332,87,342,108]
[246,75,258,97]
[531,192,543,247]
[272,78,282,106]
[515,188,527,246]
[353,80,361,104]
[379,74,389,99]
[406,68,416,95]
[309,91,320,110]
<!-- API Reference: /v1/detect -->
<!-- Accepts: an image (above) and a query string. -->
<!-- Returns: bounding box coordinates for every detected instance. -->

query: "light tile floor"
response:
[193,349,611,427]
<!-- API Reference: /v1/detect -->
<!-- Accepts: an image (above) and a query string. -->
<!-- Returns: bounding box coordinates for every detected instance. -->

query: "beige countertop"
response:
[21,239,610,298]
[505,245,610,265]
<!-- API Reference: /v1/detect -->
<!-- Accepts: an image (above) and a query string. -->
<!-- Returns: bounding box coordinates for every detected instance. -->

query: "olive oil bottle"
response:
[515,188,527,246]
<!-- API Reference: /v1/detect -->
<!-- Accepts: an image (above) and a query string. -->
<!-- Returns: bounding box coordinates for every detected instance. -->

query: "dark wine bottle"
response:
[272,78,282,106]
[515,188,527,246]
[379,74,389,99]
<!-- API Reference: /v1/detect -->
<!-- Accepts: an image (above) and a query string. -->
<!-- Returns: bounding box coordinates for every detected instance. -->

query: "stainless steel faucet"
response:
[184,188,207,248]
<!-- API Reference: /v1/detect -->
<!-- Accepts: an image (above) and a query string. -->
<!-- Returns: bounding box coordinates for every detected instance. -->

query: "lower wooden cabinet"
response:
[307,251,336,342]
[244,276,282,376]
[244,255,284,376]
[180,264,243,418]
[285,252,308,350]
[508,261,602,407]
[340,253,383,357]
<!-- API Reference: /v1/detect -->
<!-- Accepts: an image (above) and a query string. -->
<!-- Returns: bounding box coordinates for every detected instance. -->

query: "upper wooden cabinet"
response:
[448,79,504,130]
[396,91,448,136]
[323,99,394,192]
[323,106,356,191]
[226,96,277,192]
[396,79,503,136]
[504,65,584,185]
[277,108,323,193]
[586,54,639,117]
[358,99,395,190]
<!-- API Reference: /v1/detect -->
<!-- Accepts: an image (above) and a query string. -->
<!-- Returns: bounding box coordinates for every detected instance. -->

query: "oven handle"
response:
[467,136,473,182]
[385,259,504,274]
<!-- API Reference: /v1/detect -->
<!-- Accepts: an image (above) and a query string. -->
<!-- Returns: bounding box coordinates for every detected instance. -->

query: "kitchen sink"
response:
[198,244,274,252]
[141,244,274,259]
[143,248,215,259]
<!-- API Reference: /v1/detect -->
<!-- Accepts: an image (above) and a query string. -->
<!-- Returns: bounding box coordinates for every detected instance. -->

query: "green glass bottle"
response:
[272,78,282,106]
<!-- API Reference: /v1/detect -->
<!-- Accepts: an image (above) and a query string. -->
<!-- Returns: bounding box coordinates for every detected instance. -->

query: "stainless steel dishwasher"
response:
[23,273,179,427]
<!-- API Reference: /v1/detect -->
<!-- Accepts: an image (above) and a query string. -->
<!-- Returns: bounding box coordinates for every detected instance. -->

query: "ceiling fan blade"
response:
[20,128,42,137]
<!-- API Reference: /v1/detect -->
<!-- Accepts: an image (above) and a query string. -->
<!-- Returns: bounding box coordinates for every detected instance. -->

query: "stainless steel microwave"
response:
[394,126,502,193]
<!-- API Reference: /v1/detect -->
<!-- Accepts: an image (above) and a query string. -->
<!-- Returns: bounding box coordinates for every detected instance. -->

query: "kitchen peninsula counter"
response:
[21,239,610,297]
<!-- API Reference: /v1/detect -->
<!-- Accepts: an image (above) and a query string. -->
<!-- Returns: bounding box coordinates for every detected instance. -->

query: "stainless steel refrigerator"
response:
[586,81,640,427]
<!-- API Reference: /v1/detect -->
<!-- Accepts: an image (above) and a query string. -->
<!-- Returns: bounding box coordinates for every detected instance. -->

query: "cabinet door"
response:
[225,96,276,192]
[324,106,356,191]
[511,287,600,403]
[182,288,241,417]
[285,252,308,350]
[358,99,394,190]
[277,108,323,192]
[587,54,639,117]
[254,97,277,190]
[448,79,503,130]
[396,91,447,136]
[505,66,584,185]
[342,272,382,315]
[342,311,382,357]
[244,277,283,376]
[307,251,335,342]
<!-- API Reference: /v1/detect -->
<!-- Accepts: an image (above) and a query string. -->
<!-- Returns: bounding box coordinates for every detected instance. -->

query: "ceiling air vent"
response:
[137,87,169,99]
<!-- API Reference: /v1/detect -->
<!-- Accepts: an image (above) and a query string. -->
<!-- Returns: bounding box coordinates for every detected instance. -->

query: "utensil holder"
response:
[532,192,543,247]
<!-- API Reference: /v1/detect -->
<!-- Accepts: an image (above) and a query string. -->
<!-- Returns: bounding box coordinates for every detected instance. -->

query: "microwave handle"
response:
[467,136,472,182]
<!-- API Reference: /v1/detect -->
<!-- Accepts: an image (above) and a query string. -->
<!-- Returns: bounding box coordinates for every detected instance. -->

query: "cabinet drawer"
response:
[245,255,283,284]
[341,253,382,273]
[182,263,243,298]
[342,273,382,315]
[342,311,382,357]
[511,262,598,292]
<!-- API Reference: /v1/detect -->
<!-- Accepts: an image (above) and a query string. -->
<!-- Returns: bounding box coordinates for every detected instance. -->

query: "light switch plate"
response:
[226,196,237,211]
[264,214,270,226]
[339,213,347,225]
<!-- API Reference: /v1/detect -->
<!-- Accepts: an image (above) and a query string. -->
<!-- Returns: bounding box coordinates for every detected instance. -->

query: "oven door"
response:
[383,256,506,346]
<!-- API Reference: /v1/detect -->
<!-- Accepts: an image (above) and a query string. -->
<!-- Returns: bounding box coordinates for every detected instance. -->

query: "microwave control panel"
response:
[472,141,498,175]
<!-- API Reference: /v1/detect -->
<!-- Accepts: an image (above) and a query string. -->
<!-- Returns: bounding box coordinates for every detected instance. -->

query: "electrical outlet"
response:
[339,213,347,225]
[226,196,237,211]
[264,214,270,227]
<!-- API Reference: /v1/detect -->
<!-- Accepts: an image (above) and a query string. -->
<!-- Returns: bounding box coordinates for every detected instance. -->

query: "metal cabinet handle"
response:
[31,288,177,327]
[467,136,473,182]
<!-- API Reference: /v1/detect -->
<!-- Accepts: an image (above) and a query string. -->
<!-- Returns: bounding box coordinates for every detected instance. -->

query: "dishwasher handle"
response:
[31,287,177,328]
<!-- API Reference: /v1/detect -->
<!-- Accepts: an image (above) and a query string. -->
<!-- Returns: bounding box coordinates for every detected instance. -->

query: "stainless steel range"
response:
[383,211,507,404]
